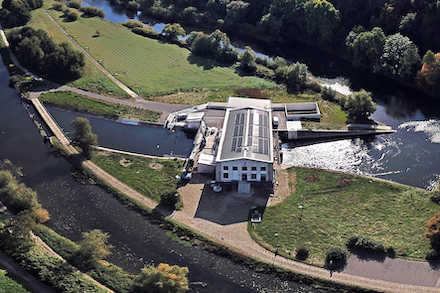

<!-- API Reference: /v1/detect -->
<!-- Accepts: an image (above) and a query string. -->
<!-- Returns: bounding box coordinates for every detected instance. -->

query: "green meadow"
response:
[250,167,437,265]
[44,9,261,97]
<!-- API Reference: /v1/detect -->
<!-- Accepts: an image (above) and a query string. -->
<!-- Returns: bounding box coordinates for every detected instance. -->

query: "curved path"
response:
[2,18,440,293]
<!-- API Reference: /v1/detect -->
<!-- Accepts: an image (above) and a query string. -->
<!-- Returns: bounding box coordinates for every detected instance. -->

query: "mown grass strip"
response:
[39,91,161,122]
[250,167,436,265]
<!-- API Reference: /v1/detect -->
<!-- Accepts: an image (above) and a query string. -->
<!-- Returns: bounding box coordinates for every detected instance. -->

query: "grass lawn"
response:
[39,91,161,122]
[91,152,184,203]
[250,167,437,265]
[0,270,29,293]
[45,9,262,97]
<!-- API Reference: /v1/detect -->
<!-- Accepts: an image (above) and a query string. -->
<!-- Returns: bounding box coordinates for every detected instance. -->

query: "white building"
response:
[215,98,274,188]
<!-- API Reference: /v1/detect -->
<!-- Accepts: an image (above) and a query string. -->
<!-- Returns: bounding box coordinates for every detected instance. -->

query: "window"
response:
[223,173,229,179]
[251,167,257,171]
[261,175,266,181]
[232,166,238,171]
[242,167,247,171]
[223,166,229,171]
[261,166,266,171]
[251,174,257,180]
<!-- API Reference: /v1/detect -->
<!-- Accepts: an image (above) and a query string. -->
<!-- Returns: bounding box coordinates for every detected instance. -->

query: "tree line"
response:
[110,0,440,97]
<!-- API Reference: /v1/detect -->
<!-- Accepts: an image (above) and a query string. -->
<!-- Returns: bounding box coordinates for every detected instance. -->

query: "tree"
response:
[379,33,421,79]
[417,51,440,94]
[344,89,377,122]
[302,0,340,45]
[161,23,186,41]
[73,229,113,268]
[346,27,386,68]
[131,263,189,293]
[238,46,257,74]
[426,211,440,249]
[71,117,97,159]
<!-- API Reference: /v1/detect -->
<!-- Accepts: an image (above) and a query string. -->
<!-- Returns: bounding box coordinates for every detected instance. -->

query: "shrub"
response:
[52,2,64,10]
[325,247,347,269]
[345,235,386,255]
[131,27,160,39]
[426,211,440,249]
[160,190,180,209]
[122,19,143,29]
[430,190,440,204]
[295,246,309,260]
[321,86,337,102]
[426,249,440,261]
[80,6,105,18]
[67,0,81,9]
[66,10,79,21]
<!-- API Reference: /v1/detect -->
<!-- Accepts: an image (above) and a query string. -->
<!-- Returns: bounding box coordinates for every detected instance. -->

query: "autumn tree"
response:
[131,263,189,293]
[71,117,98,159]
[416,51,440,94]
[426,211,440,249]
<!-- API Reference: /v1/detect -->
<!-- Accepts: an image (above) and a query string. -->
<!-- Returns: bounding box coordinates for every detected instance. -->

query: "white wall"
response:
[215,159,272,182]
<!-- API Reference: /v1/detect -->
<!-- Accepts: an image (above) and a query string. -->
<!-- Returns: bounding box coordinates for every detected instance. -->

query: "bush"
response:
[160,190,180,209]
[52,2,64,10]
[426,249,440,261]
[321,86,337,102]
[345,235,386,255]
[131,27,160,39]
[426,211,440,249]
[80,6,105,18]
[325,247,347,269]
[67,0,81,9]
[122,19,143,29]
[295,246,309,260]
[430,190,440,204]
[66,9,79,21]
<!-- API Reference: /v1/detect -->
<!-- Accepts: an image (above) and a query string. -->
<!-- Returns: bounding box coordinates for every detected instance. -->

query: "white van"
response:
[272,116,279,127]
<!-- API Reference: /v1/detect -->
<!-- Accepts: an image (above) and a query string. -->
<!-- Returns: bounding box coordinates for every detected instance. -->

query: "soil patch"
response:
[148,162,163,171]
[305,175,319,182]
[268,170,295,206]
[337,178,351,187]
[119,158,133,167]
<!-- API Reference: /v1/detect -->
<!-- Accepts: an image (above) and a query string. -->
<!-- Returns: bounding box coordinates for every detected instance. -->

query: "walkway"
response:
[29,84,189,123]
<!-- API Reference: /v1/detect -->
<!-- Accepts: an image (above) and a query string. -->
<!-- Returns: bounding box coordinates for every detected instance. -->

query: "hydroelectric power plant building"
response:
[214,98,274,193]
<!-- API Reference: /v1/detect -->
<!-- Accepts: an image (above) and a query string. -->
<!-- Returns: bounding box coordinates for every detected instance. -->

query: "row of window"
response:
[223,166,266,171]
[223,173,267,180]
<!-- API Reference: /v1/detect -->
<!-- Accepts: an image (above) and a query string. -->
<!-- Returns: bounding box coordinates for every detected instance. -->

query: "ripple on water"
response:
[399,119,440,144]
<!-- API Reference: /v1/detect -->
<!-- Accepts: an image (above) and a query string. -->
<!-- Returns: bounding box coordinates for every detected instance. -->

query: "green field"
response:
[91,153,184,203]
[250,167,437,265]
[0,270,29,293]
[40,91,161,121]
[44,9,261,97]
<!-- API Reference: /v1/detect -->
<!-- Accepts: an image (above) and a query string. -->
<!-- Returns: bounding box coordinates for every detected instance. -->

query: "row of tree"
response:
[8,26,85,82]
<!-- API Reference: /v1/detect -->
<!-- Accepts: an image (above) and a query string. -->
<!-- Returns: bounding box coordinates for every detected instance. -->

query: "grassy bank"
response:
[40,91,161,122]
[250,167,436,265]
[0,270,29,293]
[91,152,183,203]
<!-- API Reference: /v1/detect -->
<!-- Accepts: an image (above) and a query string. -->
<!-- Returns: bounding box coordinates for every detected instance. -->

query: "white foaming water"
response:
[398,119,440,144]
[282,139,373,175]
